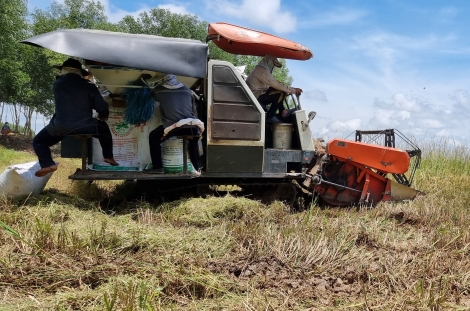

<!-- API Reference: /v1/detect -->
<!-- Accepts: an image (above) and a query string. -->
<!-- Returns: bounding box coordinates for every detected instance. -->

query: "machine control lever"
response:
[302,111,316,131]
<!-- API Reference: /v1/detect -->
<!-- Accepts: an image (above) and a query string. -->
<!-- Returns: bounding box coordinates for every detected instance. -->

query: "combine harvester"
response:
[21,23,422,207]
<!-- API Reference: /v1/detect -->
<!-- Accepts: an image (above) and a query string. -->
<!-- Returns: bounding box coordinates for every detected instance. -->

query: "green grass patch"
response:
[0,146,36,171]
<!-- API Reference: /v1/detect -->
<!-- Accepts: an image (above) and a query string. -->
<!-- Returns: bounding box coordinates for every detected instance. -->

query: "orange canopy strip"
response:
[207,22,313,60]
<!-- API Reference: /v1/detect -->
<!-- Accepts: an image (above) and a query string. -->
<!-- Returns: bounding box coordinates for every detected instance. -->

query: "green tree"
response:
[115,9,238,69]
[26,0,113,123]
[30,0,113,68]
[116,8,207,40]
[18,46,57,135]
[0,0,29,127]
[31,0,109,33]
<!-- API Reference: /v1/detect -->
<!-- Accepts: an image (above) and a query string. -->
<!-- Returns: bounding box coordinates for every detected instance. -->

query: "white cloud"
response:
[328,118,362,132]
[364,89,470,142]
[374,93,428,114]
[452,89,470,107]
[319,127,330,135]
[398,110,411,120]
[436,129,451,137]
[306,89,328,102]
[313,118,363,140]
[349,31,437,77]
[440,47,470,56]
[373,109,399,127]
[420,119,444,128]
[158,4,190,15]
[94,0,147,23]
[299,7,368,28]
[204,0,296,33]
[391,93,421,112]
[438,6,458,21]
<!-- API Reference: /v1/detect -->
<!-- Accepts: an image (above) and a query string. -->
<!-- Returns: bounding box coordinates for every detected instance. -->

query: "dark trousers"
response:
[258,87,287,118]
[149,125,200,171]
[33,120,114,168]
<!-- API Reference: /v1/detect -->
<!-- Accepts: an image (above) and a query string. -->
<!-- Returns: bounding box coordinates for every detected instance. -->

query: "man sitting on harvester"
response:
[246,54,303,124]
[33,58,119,177]
[144,74,203,177]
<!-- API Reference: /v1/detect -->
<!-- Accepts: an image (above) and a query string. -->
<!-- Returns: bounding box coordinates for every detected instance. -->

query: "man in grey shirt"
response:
[246,54,302,123]
[144,74,201,176]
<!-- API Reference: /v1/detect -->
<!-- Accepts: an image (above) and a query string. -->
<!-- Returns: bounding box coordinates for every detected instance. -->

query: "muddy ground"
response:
[0,133,35,153]
[0,133,60,155]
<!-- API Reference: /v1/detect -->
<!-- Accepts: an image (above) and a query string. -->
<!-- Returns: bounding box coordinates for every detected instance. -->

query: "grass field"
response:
[1,139,470,310]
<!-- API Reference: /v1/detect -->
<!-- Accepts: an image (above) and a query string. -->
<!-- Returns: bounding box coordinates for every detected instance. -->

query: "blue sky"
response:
[26,0,470,143]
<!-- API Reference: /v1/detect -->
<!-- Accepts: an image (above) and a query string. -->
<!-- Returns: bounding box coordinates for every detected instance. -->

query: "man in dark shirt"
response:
[33,58,118,177]
[1,122,11,135]
[144,74,201,176]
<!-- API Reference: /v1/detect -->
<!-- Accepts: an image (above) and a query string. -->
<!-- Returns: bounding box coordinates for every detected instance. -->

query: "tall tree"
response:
[30,0,112,67]
[31,0,109,33]
[0,0,29,127]
[117,8,207,40]
[26,0,112,124]
[18,46,57,136]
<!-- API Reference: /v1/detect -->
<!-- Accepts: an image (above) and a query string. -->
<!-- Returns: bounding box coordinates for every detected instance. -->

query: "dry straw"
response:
[1,138,470,310]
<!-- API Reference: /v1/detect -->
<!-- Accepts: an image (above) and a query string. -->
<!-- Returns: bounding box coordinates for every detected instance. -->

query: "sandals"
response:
[104,158,119,166]
[35,165,58,177]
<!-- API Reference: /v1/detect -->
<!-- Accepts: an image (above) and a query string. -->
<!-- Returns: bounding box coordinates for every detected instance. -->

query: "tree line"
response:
[0,0,293,137]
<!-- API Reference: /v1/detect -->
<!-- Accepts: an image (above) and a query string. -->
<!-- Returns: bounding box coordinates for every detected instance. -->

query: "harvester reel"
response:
[303,129,423,207]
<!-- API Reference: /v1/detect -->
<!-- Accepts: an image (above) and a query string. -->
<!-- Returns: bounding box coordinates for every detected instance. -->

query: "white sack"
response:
[92,105,161,171]
[0,161,55,198]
